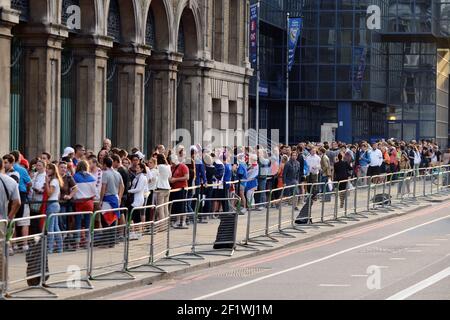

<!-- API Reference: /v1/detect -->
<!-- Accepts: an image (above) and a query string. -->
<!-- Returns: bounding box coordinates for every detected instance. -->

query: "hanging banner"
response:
[287,17,303,72]
[352,47,367,94]
[250,3,259,65]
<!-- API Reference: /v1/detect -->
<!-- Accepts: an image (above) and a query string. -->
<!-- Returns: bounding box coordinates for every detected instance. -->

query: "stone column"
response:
[69,35,112,152]
[177,58,212,138]
[113,45,150,151]
[147,52,182,149]
[0,6,18,155]
[16,24,68,158]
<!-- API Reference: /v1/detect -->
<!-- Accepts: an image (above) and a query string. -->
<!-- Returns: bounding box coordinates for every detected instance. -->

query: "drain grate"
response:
[216,267,272,278]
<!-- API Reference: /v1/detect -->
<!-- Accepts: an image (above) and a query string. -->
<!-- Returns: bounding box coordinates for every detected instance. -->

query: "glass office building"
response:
[250,0,450,148]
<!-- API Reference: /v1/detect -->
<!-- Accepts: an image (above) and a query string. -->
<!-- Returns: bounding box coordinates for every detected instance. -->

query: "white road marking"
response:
[406,250,423,253]
[390,258,406,261]
[387,266,450,300]
[434,239,448,241]
[319,284,351,287]
[416,243,440,247]
[193,214,450,300]
[351,275,368,278]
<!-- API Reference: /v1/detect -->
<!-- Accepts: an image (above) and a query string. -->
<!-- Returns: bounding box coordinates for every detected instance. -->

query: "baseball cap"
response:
[62,147,75,158]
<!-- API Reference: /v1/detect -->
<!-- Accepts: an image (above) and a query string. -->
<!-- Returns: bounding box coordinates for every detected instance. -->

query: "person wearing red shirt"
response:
[169,154,189,229]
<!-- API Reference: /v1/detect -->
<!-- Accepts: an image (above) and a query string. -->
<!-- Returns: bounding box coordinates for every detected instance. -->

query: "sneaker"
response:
[179,223,189,230]
[8,247,14,256]
[22,245,29,252]
[239,208,248,215]
[172,222,180,229]
[129,232,139,241]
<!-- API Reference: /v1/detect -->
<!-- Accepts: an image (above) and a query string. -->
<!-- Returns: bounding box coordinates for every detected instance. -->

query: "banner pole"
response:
[286,12,290,146]
[256,0,260,146]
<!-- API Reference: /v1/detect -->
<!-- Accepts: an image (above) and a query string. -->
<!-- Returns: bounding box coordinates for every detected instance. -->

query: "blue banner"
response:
[249,3,259,64]
[287,17,303,72]
[352,47,367,94]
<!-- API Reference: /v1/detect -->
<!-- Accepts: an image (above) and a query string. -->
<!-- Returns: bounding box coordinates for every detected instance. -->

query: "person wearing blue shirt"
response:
[235,154,248,213]
[10,151,32,242]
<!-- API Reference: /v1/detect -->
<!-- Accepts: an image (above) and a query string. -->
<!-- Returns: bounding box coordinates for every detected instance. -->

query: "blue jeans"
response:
[47,203,63,254]
[59,203,73,232]
[257,177,267,205]
[75,214,91,244]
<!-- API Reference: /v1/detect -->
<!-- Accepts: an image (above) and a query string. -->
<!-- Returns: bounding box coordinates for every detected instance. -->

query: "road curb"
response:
[65,197,447,300]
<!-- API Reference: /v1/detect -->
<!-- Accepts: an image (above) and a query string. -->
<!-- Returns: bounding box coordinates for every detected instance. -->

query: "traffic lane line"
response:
[110,202,449,300]
[387,266,450,300]
[235,203,450,269]
[193,212,450,300]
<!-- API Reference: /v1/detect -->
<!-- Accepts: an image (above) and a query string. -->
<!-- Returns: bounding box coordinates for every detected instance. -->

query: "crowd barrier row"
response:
[0,165,449,298]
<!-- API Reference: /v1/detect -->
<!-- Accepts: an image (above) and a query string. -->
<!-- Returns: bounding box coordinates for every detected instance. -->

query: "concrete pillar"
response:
[114,45,150,150]
[147,51,182,149]
[0,7,18,155]
[69,36,112,152]
[16,24,68,158]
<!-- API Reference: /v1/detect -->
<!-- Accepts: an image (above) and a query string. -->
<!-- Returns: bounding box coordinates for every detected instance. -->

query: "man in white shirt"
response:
[368,143,383,181]
[305,148,321,194]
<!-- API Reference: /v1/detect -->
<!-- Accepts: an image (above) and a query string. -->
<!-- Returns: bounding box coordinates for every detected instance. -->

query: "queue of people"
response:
[1,138,449,254]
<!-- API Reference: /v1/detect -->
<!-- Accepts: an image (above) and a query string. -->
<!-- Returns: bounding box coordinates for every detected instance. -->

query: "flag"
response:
[249,3,259,65]
[287,17,303,72]
[102,195,120,226]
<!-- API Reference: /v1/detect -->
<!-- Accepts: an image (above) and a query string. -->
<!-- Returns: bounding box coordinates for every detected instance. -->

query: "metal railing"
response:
[0,164,449,298]
[0,219,7,298]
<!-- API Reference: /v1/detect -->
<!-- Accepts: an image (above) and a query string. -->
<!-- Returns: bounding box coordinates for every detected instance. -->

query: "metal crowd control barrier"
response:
[243,186,278,248]
[88,208,134,281]
[279,184,303,233]
[320,181,339,222]
[192,196,241,257]
[125,205,167,273]
[0,219,7,298]
[43,212,93,290]
[4,215,57,299]
[164,197,202,264]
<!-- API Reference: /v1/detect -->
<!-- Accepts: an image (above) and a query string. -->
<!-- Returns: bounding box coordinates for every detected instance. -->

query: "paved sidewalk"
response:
[3,181,449,300]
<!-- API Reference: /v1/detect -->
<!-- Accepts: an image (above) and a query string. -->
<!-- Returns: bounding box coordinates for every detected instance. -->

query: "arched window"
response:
[10,38,25,151]
[60,49,77,151]
[146,8,156,48]
[228,0,239,65]
[11,0,29,22]
[178,21,185,54]
[213,0,224,62]
[108,0,122,43]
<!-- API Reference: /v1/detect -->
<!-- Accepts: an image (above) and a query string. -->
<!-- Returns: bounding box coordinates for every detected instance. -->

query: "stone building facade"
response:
[0,0,252,158]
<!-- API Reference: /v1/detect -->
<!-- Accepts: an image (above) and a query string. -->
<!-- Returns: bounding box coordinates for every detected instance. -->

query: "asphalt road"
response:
[102,201,450,300]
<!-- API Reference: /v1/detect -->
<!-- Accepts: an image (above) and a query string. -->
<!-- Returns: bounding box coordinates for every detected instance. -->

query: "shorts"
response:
[15,204,31,227]
[368,166,381,177]
[15,193,31,227]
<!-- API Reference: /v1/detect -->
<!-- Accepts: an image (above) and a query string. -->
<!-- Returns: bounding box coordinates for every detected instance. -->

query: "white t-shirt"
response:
[31,172,46,202]
[0,174,20,219]
[414,151,422,165]
[147,168,159,191]
[156,165,172,190]
[369,149,383,167]
[305,155,321,175]
[48,179,61,201]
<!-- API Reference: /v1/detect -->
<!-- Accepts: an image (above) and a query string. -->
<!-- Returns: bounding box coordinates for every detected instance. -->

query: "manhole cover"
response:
[216,267,271,278]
